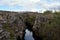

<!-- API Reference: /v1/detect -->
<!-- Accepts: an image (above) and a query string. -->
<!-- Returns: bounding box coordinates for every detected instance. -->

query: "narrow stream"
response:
[24,29,34,40]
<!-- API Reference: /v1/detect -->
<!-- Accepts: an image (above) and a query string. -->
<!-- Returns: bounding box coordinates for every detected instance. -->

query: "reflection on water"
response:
[24,29,34,40]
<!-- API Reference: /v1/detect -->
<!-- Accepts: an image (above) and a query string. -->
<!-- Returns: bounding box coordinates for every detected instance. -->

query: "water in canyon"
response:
[24,29,34,40]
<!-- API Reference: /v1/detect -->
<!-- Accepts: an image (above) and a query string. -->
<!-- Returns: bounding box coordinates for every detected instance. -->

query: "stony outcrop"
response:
[0,11,26,40]
[0,16,10,40]
[11,15,26,40]
[0,24,10,40]
[33,14,60,40]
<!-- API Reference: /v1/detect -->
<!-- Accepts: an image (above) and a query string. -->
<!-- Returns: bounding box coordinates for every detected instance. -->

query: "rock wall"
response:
[0,18,10,40]
[33,14,60,40]
[0,11,26,40]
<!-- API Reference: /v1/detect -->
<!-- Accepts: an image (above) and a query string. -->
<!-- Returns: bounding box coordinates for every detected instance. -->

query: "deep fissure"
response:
[25,21,33,31]
[24,21,34,40]
[17,19,43,40]
[24,20,43,40]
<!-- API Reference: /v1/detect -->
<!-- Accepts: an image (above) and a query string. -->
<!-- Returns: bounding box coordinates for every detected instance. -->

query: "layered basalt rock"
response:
[33,14,60,40]
[6,15,26,40]
[0,11,26,40]
[11,15,26,40]
[0,16,10,40]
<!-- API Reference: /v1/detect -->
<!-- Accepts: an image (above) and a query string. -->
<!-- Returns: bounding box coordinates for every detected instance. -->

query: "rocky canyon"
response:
[0,11,60,40]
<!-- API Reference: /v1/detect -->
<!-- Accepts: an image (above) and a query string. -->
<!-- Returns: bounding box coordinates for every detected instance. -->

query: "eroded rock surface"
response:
[33,14,60,40]
[0,17,10,40]
[0,11,26,40]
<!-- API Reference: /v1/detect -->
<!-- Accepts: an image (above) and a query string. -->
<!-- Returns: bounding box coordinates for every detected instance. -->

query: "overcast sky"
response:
[0,0,60,12]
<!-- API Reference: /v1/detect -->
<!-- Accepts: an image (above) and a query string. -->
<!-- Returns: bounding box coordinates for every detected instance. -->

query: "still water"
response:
[24,29,34,40]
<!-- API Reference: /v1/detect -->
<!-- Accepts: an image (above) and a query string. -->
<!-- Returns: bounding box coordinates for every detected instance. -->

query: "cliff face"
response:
[0,11,38,40]
[0,11,26,40]
[33,14,60,40]
[11,15,26,40]
[0,17,10,40]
